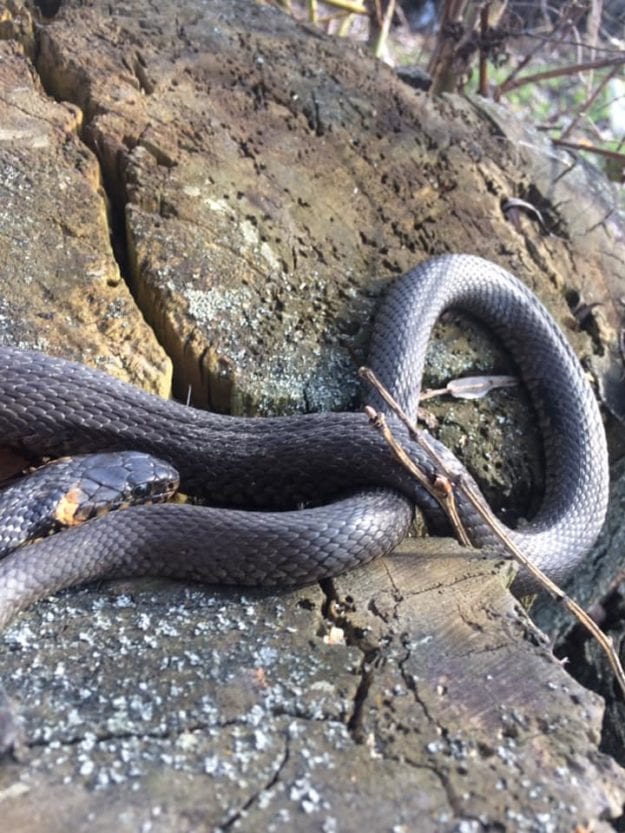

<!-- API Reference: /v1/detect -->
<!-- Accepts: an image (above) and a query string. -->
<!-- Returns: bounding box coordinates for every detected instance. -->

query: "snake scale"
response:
[0,254,610,631]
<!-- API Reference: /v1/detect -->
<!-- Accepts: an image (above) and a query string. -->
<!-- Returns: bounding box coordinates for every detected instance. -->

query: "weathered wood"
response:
[1,542,623,832]
[0,40,170,394]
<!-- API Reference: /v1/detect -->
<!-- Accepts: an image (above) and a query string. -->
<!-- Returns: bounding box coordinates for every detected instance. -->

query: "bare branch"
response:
[497,55,625,98]
[360,365,625,700]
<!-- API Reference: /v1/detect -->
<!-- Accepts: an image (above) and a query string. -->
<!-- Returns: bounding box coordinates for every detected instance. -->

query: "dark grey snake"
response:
[0,255,610,633]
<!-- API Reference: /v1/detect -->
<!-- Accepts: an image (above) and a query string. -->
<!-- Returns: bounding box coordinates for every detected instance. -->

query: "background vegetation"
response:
[271,0,625,188]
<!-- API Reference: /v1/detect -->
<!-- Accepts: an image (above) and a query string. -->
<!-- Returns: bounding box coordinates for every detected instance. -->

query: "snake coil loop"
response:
[0,255,609,630]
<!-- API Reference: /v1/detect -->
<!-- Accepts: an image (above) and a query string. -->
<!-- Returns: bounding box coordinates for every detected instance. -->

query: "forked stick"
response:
[359,366,625,699]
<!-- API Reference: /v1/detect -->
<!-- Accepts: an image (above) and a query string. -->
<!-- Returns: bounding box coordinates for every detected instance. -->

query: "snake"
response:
[0,451,179,559]
[0,254,610,635]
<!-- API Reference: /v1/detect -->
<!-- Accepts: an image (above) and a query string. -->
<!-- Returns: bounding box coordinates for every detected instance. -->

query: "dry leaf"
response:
[421,374,519,401]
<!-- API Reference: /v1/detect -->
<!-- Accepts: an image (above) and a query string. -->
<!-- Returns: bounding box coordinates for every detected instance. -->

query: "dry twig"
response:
[496,55,625,98]
[359,365,625,700]
[552,137,625,165]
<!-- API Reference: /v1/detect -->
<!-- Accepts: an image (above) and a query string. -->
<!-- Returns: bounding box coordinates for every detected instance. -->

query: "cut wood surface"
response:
[1,542,624,832]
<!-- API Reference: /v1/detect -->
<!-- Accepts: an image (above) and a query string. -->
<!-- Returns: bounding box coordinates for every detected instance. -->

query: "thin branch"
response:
[363,405,472,546]
[498,55,625,97]
[478,2,490,98]
[522,33,625,55]
[493,0,590,102]
[360,365,625,700]
[359,367,452,476]
[559,63,622,141]
[552,137,625,164]
[320,0,367,14]
[370,0,396,60]
[337,13,357,36]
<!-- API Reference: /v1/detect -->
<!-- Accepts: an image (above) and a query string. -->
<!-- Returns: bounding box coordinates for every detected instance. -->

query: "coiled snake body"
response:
[0,255,610,630]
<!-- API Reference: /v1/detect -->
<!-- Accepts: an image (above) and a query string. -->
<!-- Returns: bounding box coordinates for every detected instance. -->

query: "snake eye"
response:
[133,483,151,499]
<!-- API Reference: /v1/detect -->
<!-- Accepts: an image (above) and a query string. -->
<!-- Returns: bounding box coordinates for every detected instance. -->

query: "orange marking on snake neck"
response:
[54,487,85,527]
